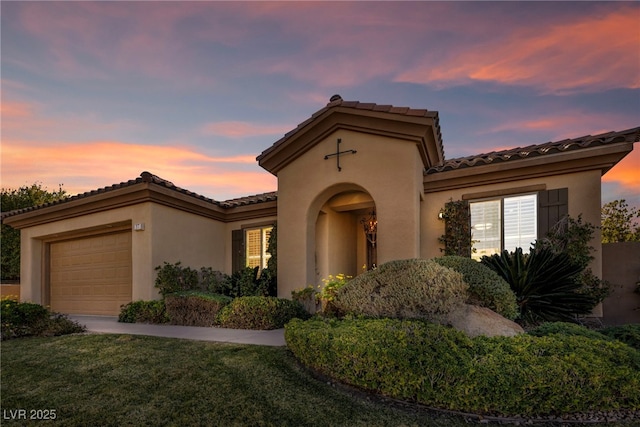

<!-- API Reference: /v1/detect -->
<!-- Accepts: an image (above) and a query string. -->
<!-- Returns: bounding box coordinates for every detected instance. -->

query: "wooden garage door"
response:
[50,231,132,315]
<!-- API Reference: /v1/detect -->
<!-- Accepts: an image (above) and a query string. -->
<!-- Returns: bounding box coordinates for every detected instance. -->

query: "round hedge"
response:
[332,259,468,322]
[285,317,640,417]
[216,296,309,330]
[433,256,519,320]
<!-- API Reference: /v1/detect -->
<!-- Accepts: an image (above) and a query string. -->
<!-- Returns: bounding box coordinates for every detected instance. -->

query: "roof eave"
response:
[258,105,443,175]
[423,141,633,194]
[2,181,229,229]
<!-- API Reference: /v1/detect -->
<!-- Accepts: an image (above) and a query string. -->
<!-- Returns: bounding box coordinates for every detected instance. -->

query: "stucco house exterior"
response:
[2,96,637,316]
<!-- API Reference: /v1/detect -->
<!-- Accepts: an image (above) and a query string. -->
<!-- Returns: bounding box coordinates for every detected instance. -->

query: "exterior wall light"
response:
[360,210,377,246]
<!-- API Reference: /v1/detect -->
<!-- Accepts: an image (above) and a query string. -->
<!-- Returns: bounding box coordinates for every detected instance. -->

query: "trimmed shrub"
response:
[155,262,199,296]
[1,298,84,340]
[600,324,640,350]
[433,256,518,320]
[332,259,468,322]
[118,300,169,324]
[216,296,310,330]
[165,291,232,327]
[528,321,607,341]
[285,317,640,417]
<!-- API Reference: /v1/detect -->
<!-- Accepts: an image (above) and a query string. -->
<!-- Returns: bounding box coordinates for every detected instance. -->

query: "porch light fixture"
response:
[438,208,446,220]
[361,210,377,246]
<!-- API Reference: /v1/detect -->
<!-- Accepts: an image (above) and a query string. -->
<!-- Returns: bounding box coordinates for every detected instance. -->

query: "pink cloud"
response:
[1,97,139,143]
[0,101,34,118]
[395,7,640,93]
[202,121,291,138]
[0,140,275,200]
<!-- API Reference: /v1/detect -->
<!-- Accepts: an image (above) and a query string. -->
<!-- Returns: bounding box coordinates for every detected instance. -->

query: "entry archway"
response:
[312,186,376,285]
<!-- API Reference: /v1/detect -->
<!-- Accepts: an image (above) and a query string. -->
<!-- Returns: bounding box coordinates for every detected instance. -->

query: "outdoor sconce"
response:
[360,210,377,246]
[438,208,446,220]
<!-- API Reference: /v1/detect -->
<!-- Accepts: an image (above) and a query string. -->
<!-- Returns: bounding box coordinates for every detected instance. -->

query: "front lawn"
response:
[1,334,475,427]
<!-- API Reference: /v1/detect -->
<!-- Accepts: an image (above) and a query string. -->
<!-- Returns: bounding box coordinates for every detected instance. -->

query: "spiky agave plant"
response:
[481,247,596,324]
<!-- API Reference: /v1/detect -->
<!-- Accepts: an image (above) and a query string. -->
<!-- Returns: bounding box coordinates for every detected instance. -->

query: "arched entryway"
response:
[313,187,377,284]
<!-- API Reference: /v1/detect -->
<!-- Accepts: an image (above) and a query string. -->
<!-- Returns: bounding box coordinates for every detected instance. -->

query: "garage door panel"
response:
[50,231,132,316]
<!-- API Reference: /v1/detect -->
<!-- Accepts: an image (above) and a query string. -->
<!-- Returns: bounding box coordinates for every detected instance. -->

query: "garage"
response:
[49,231,132,316]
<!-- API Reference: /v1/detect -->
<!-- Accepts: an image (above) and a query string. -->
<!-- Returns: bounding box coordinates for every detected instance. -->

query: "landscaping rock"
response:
[446,303,524,337]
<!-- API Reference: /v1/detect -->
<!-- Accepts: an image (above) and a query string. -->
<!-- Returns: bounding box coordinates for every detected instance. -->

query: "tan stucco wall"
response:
[19,202,228,306]
[276,129,425,297]
[147,203,226,283]
[421,169,603,278]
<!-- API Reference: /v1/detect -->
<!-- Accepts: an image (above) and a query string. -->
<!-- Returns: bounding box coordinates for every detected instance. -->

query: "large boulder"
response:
[446,303,524,337]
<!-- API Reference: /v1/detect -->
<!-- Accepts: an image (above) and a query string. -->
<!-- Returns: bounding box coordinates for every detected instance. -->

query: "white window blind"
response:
[246,229,262,269]
[245,226,273,270]
[470,193,537,259]
[504,194,537,253]
[470,200,501,260]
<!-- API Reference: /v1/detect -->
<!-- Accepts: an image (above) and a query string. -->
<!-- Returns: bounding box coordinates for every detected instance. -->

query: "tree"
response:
[601,199,640,243]
[1,183,67,281]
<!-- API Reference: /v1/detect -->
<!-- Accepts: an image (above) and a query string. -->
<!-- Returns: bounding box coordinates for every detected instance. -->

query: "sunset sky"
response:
[1,1,638,208]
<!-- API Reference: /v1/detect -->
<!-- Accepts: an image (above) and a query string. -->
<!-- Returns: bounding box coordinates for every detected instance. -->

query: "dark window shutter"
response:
[538,188,568,238]
[231,229,245,273]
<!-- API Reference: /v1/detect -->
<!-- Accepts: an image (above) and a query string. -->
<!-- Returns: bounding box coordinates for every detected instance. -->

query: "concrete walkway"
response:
[68,315,286,347]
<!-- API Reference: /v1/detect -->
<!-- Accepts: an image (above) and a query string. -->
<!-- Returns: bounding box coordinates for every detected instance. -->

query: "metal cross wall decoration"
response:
[324,138,357,171]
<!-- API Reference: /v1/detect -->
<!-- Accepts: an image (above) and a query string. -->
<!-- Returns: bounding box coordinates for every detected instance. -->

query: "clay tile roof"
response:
[1,171,278,222]
[219,191,278,208]
[259,95,443,161]
[425,126,640,174]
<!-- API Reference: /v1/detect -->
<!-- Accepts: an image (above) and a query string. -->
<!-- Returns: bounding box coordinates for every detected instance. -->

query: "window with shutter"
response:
[470,193,538,260]
[538,188,568,238]
[243,226,273,271]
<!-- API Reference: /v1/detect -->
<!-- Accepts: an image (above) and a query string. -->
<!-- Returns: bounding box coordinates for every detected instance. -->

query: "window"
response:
[470,194,537,260]
[245,226,272,270]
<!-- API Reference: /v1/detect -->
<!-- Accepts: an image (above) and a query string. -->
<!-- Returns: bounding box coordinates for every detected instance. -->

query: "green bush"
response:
[165,291,232,327]
[600,324,640,350]
[285,317,640,417]
[199,267,231,295]
[433,256,518,320]
[155,262,199,296]
[481,247,594,324]
[317,274,351,315]
[227,266,277,298]
[1,298,84,340]
[216,296,310,330]
[528,321,607,341]
[332,259,468,322]
[535,215,612,304]
[155,261,276,299]
[118,300,169,324]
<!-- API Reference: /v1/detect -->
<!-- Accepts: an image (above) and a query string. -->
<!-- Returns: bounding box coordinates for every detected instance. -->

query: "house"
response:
[2,96,637,316]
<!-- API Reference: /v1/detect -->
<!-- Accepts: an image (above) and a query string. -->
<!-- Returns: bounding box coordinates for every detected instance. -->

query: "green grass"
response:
[1,334,477,427]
